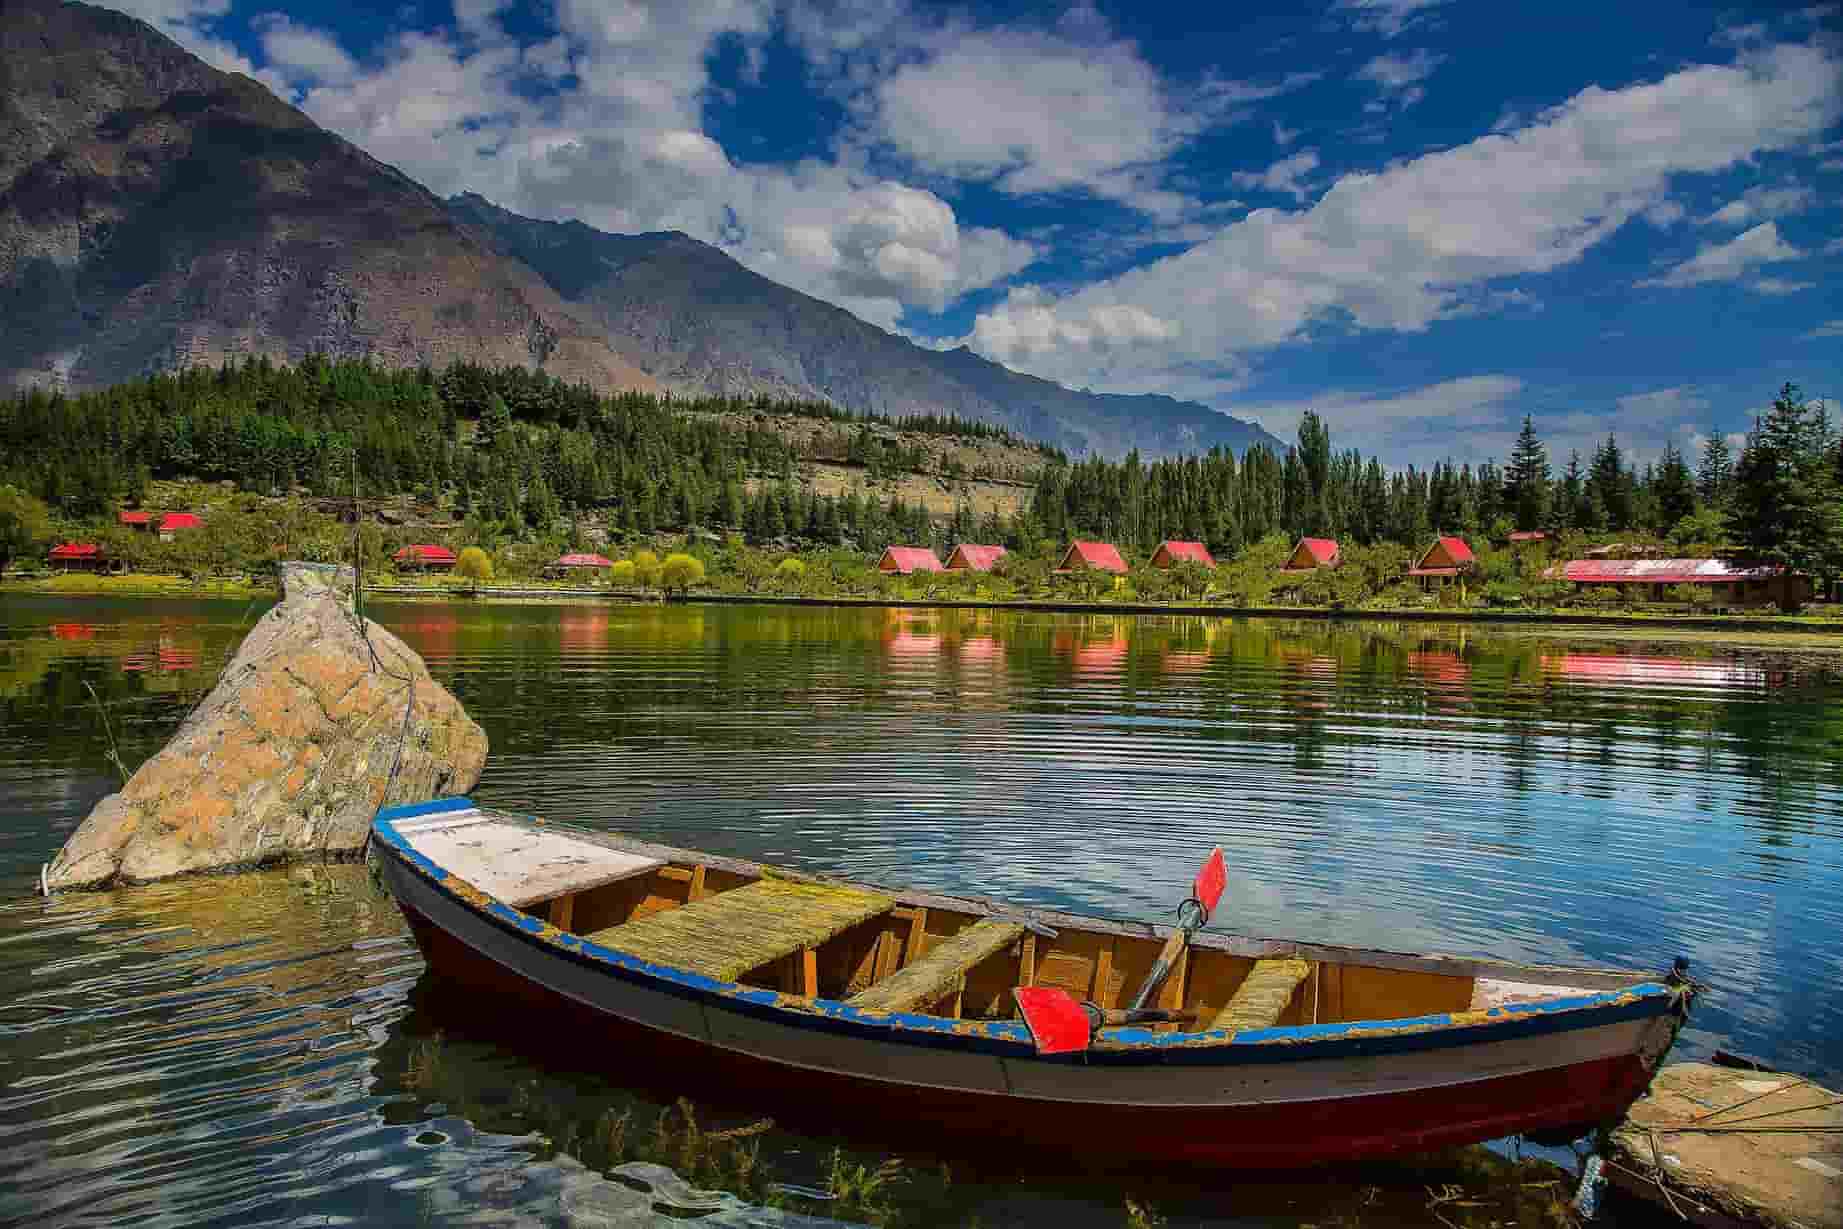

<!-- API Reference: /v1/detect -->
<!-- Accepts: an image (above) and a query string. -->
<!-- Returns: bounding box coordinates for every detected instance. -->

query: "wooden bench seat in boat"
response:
[1212,957,1311,1032]
[847,918,1025,1013]
[584,877,894,983]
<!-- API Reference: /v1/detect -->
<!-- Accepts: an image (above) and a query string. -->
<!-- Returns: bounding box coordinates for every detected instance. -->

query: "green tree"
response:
[1727,383,1843,603]
[1589,434,1631,531]
[456,546,494,583]
[1697,429,1732,505]
[660,552,706,594]
[608,559,637,587]
[1653,441,1696,530]
[0,485,52,577]
[1503,415,1550,532]
[633,548,662,591]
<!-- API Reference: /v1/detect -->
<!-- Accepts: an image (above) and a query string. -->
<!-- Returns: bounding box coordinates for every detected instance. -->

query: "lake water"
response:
[2,595,1839,1227]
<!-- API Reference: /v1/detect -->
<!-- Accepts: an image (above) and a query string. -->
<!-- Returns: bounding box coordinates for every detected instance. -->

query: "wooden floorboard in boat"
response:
[584,877,895,982]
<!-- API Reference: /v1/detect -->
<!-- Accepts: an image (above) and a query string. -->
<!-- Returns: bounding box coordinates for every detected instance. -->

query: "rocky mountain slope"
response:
[0,0,1281,459]
[449,194,1284,459]
[0,0,656,394]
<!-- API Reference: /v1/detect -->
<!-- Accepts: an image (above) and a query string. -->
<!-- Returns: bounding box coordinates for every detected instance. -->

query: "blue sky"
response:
[111,0,1841,466]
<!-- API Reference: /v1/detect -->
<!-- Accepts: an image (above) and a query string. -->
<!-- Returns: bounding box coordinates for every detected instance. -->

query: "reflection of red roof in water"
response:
[559,609,610,653]
[1162,650,1209,673]
[958,636,1004,664]
[1073,636,1128,674]
[1540,653,1765,689]
[122,638,198,673]
[1406,651,1470,687]
[50,623,97,640]
[887,631,943,657]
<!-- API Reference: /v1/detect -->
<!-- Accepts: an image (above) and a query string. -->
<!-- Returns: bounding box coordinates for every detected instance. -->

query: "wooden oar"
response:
[1014,847,1226,1055]
[1012,988,1197,1056]
[1128,845,1225,1011]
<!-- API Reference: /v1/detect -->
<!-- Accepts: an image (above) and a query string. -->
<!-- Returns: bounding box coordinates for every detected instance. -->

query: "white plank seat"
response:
[847,918,1026,1014]
[1212,957,1311,1032]
[584,877,894,985]
[395,813,662,909]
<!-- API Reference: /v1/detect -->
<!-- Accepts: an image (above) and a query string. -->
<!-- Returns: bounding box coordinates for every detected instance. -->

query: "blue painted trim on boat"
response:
[372,800,1677,1068]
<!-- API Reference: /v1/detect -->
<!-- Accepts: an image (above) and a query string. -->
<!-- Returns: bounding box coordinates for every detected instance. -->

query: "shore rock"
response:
[44,563,488,891]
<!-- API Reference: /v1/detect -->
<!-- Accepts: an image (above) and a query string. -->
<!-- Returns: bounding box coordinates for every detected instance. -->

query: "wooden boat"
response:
[371,797,1693,1169]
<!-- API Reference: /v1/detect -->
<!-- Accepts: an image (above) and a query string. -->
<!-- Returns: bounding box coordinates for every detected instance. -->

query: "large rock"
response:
[45,563,488,890]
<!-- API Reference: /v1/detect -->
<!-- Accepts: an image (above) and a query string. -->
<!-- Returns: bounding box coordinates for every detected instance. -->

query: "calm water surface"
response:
[2,595,1840,1227]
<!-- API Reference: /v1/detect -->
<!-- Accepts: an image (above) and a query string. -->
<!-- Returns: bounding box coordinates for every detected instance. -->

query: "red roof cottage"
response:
[118,510,155,530]
[394,544,458,572]
[49,543,105,572]
[1056,541,1128,574]
[877,546,944,575]
[1407,536,1475,591]
[945,544,1007,572]
[549,552,614,579]
[1280,538,1340,572]
[158,512,201,541]
[1150,540,1215,568]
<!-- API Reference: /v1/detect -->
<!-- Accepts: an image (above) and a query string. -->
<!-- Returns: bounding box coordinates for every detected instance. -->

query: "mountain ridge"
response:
[446,192,1284,459]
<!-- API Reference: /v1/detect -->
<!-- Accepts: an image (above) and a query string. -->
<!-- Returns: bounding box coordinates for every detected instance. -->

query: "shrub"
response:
[455,546,493,583]
[1666,582,1714,610]
[660,552,706,594]
[608,559,636,587]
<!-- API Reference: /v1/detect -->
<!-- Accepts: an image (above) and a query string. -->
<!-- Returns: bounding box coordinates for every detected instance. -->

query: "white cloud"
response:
[98,0,254,75]
[267,1,1033,333]
[1331,0,1450,39]
[1356,48,1445,110]
[1639,221,1803,288]
[967,41,1843,396]
[1236,375,1524,454]
[1807,319,1843,338]
[255,15,359,89]
[1231,150,1321,200]
[1748,276,1815,295]
[1273,120,1300,146]
[1615,386,1711,424]
[1698,183,1817,226]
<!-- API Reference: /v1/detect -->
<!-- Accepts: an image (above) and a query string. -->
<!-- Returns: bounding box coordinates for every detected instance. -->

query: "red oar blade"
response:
[1014,987,1092,1055]
[1194,846,1227,919]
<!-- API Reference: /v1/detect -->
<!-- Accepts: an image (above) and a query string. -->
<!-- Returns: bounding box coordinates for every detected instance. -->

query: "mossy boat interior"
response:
[372,797,1692,1167]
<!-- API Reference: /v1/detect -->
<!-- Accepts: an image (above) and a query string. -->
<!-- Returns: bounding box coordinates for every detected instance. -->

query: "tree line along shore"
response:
[1,358,1837,616]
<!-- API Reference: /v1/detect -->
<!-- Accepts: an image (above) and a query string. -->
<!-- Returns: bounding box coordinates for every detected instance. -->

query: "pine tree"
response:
[1504,416,1550,531]
[1728,383,1843,596]
[1589,434,1631,531]
[1653,442,1696,529]
[1696,429,1732,505]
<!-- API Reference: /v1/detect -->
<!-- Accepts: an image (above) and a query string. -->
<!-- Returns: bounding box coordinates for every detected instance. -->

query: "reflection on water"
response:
[2,595,1841,1226]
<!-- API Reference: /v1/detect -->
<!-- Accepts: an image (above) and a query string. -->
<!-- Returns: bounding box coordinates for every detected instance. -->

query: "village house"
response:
[393,544,457,573]
[158,512,201,542]
[1559,559,1811,609]
[877,546,944,575]
[548,552,614,579]
[48,543,106,572]
[1055,541,1128,575]
[1279,537,1340,573]
[945,544,1006,572]
[1507,530,1549,547]
[1150,540,1215,568]
[1407,536,1475,592]
[118,510,155,531]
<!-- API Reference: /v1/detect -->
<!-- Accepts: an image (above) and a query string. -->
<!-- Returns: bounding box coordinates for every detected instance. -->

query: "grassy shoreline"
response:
[8,570,1842,647]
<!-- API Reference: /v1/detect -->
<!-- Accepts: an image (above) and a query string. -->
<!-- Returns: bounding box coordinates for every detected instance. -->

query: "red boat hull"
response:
[399,901,1655,1169]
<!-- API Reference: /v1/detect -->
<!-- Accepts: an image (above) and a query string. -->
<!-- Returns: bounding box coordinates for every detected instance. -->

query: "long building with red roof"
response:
[1560,558,1808,608]
[393,544,458,572]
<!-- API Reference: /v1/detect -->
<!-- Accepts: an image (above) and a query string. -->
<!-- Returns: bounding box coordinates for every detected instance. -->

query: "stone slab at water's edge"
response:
[43,563,488,891]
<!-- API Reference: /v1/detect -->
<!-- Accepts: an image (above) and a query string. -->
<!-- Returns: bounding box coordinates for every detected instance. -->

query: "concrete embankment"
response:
[1606,1062,1841,1228]
[42,562,488,891]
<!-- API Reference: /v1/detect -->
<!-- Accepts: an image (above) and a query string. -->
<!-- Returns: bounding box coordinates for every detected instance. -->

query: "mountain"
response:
[447,194,1285,459]
[0,0,1281,459]
[0,0,657,394]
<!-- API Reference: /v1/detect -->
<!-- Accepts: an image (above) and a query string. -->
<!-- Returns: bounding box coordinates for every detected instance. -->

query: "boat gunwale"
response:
[373,798,1678,1064]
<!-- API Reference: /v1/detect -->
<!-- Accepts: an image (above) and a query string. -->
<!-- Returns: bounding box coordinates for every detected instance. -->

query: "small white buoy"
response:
[40,863,50,898]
